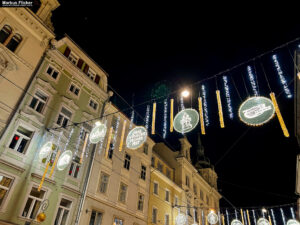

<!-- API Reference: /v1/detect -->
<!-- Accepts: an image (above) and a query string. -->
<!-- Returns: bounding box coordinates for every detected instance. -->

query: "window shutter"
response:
[83,64,89,74]
[77,58,84,69]
[63,47,71,57]
[94,74,100,84]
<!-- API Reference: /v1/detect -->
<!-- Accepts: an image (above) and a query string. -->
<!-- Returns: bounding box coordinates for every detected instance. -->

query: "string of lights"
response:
[201,84,210,127]
[246,65,259,96]
[163,98,168,139]
[222,76,234,119]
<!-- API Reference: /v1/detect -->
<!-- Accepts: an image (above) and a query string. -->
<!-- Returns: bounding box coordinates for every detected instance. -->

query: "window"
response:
[87,68,96,81]
[157,161,163,172]
[152,208,157,224]
[9,126,33,154]
[165,214,170,225]
[143,143,148,155]
[114,218,123,225]
[166,168,171,179]
[140,165,146,180]
[69,159,80,178]
[165,189,169,202]
[29,90,48,113]
[137,193,144,211]
[118,183,127,203]
[200,190,204,201]
[22,187,46,219]
[57,107,72,128]
[187,199,191,216]
[151,157,155,167]
[193,184,197,195]
[99,172,109,194]
[108,143,114,159]
[0,25,12,44]
[0,174,13,207]
[186,175,190,187]
[89,210,103,225]
[46,65,59,80]
[123,153,131,170]
[54,198,72,225]
[6,33,22,52]
[206,195,209,205]
[69,83,80,96]
[174,196,178,206]
[89,99,98,111]
[81,123,92,141]
[68,52,78,65]
[153,182,158,195]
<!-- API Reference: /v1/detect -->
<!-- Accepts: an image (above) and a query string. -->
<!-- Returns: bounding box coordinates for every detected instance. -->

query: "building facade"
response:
[0,35,109,225]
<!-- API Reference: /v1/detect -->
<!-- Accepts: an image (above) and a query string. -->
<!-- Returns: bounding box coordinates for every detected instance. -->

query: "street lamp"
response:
[181,89,190,98]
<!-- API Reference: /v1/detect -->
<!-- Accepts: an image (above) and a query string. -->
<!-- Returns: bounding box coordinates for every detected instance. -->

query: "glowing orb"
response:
[173,108,199,133]
[39,142,54,160]
[57,150,72,171]
[287,220,300,225]
[207,211,219,224]
[126,126,147,150]
[257,218,270,225]
[231,219,243,225]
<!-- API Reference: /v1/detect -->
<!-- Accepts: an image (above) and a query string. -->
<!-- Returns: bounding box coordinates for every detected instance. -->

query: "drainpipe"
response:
[74,90,113,225]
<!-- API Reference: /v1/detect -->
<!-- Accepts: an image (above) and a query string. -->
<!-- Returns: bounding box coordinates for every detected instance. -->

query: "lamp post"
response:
[74,91,113,225]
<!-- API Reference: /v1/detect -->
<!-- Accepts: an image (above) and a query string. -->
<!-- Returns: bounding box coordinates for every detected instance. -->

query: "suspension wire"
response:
[259,58,273,93]
[229,73,243,101]
[253,59,260,95]
[241,73,250,97]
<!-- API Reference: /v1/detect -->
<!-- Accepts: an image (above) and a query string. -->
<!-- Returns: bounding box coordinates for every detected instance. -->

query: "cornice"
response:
[35,77,57,94]
[152,169,183,193]
[31,172,56,185]
[0,158,25,173]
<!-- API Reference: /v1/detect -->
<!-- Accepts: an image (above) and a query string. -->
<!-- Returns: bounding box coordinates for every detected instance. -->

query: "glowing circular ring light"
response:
[287,219,300,225]
[173,108,199,133]
[89,122,107,144]
[57,150,73,171]
[231,219,243,225]
[175,213,187,225]
[257,218,270,225]
[207,211,219,224]
[126,126,147,150]
[238,96,275,126]
[39,142,54,160]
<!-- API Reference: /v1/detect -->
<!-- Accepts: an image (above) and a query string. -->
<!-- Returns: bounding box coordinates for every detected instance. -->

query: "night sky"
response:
[52,2,300,209]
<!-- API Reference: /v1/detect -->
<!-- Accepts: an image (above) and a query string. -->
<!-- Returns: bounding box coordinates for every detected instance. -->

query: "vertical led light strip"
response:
[80,133,89,164]
[163,99,168,139]
[222,76,234,119]
[198,97,206,135]
[180,96,185,110]
[252,210,257,225]
[49,150,61,178]
[270,209,277,225]
[290,207,296,219]
[240,209,245,225]
[38,161,50,192]
[247,65,259,96]
[119,120,127,152]
[74,126,84,157]
[111,115,120,150]
[170,99,174,132]
[97,119,107,155]
[270,92,289,137]
[268,214,272,225]
[216,90,225,128]
[243,211,248,225]
[151,102,156,135]
[105,127,113,158]
[201,85,209,127]
[280,208,286,225]
[145,105,150,131]
[222,214,225,225]
[129,110,134,129]
[272,54,292,98]
[63,127,74,152]
[246,210,251,225]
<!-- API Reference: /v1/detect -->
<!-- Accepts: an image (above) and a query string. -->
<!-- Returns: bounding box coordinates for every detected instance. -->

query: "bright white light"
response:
[98,119,107,155]
[163,99,168,139]
[272,54,292,98]
[223,76,234,119]
[129,110,135,129]
[270,209,277,225]
[180,96,185,110]
[280,208,286,225]
[181,90,190,97]
[111,116,120,150]
[145,105,150,130]
[290,207,296,220]
[95,121,101,126]
[201,85,209,126]
[252,210,257,225]
[247,65,259,96]
[262,208,267,214]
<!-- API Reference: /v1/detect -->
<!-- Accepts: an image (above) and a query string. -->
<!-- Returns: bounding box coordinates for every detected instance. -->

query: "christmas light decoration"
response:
[129,110,134,130]
[49,150,61,178]
[38,161,50,192]
[145,105,150,131]
[226,210,230,225]
[198,97,206,135]
[257,218,270,225]
[119,120,127,152]
[74,126,84,157]
[280,208,286,225]
[175,212,187,225]
[243,211,248,225]
[219,211,222,225]
[151,102,156,134]
[163,99,168,139]
[287,220,300,225]
[222,76,234,119]
[246,210,251,225]
[290,207,296,219]
[63,127,74,152]
[111,115,120,150]
[235,209,238,219]
[90,122,107,144]
[85,139,91,158]
[173,109,199,133]
[39,142,54,161]
[241,209,245,225]
[231,219,243,225]
[216,90,225,128]
[270,209,277,225]
[201,85,209,126]
[80,133,89,164]
[57,150,73,171]
[105,127,113,158]
[272,54,292,98]
[268,215,272,225]
[247,65,259,96]
[180,96,185,110]
[252,210,257,225]
[208,210,219,224]
[297,72,300,80]
[170,98,174,132]
[126,126,147,149]
[222,214,226,225]
[270,92,289,137]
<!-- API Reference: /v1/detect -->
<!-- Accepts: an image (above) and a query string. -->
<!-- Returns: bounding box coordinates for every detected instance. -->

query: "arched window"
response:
[6,33,22,52]
[0,25,12,44]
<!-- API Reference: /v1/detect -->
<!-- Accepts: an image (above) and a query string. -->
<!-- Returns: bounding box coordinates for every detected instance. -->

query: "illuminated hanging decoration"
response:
[238,96,275,126]
[290,207,296,219]
[207,210,219,224]
[226,210,230,225]
[247,65,259,96]
[74,126,84,157]
[280,208,286,225]
[126,126,147,149]
[175,212,187,225]
[89,122,107,144]
[180,96,185,110]
[287,220,300,225]
[297,72,300,80]
[272,54,292,98]
[198,97,206,135]
[38,161,51,191]
[257,218,270,225]
[216,90,225,128]
[270,209,276,225]
[173,109,199,133]
[98,119,107,155]
[151,102,156,134]
[163,99,168,139]
[170,98,174,132]
[246,210,251,225]
[105,127,113,158]
[80,133,89,164]
[222,76,234,119]
[268,215,272,225]
[145,105,150,131]
[63,127,74,152]
[270,92,289,137]
[240,209,245,225]
[243,211,248,225]
[111,115,120,150]
[49,150,61,178]
[252,210,257,225]
[231,219,243,225]
[219,211,222,225]
[85,138,91,158]
[39,142,55,162]
[201,84,210,126]
[129,110,135,130]
[119,120,127,152]
[222,214,226,225]
[57,150,73,171]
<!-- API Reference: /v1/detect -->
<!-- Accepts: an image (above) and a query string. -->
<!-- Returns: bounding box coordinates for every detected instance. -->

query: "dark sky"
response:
[52,2,300,209]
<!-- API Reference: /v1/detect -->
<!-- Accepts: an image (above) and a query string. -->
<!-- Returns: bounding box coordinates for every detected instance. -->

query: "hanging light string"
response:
[222,75,234,119]
[252,210,257,225]
[241,73,250,97]
[226,210,230,225]
[280,208,286,225]
[290,207,296,220]
[144,105,150,131]
[163,98,168,139]
[201,84,210,127]
[216,76,225,128]
[74,126,84,158]
[270,209,277,225]
[119,119,127,152]
[170,98,174,132]
[98,119,107,155]
[198,94,206,135]
[63,127,74,152]
[151,101,157,135]
[180,95,185,110]
[246,65,259,96]
[111,115,121,150]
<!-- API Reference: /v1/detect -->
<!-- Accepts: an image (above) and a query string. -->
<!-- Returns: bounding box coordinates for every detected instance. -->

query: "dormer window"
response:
[0,25,12,44]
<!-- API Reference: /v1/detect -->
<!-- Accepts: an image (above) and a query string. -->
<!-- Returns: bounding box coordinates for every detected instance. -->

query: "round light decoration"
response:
[238,96,275,126]
[207,211,219,224]
[126,126,148,150]
[287,219,300,225]
[175,213,187,225]
[257,218,270,225]
[36,212,46,222]
[231,219,243,225]
[89,122,107,144]
[39,142,54,160]
[57,150,73,171]
[173,108,199,133]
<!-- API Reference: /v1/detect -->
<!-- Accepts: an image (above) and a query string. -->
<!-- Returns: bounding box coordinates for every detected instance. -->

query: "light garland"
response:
[268,215,272,225]
[111,115,120,150]
[222,76,234,119]
[38,161,50,192]
[246,210,251,225]
[74,126,84,158]
[270,209,277,225]
[170,98,174,132]
[247,65,259,96]
[240,209,245,225]
[201,85,210,126]
[129,110,135,130]
[243,211,248,225]
[226,210,230,225]
[270,92,289,137]
[272,55,292,98]
[145,105,150,131]
[80,133,89,164]
[180,96,185,110]
[222,214,226,225]
[97,119,107,155]
[119,120,127,152]
[105,127,113,158]
[252,210,257,225]
[151,102,156,135]
[216,90,225,128]
[163,99,168,139]
[85,139,91,158]
[280,208,286,225]
[219,211,222,225]
[63,127,74,152]
[49,150,61,178]
[290,207,295,219]
[198,97,206,135]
